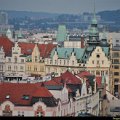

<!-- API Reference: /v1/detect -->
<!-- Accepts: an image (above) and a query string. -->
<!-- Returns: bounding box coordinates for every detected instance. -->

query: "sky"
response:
[0,0,120,14]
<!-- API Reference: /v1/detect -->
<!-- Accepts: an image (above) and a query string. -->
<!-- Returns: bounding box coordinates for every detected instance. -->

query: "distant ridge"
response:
[98,9,120,21]
[1,10,59,19]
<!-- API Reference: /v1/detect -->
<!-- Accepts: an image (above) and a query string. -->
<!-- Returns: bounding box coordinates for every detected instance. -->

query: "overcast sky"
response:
[0,0,120,14]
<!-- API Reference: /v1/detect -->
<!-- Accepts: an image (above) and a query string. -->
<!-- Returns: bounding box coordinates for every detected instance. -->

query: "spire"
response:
[92,0,97,25]
[93,0,96,19]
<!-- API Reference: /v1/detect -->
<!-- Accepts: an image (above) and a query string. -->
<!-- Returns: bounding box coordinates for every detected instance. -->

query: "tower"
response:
[87,0,100,46]
[56,24,67,43]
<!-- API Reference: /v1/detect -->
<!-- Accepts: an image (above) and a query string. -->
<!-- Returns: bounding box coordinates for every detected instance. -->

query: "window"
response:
[35,56,37,62]
[116,40,119,42]
[0,65,3,70]
[64,60,66,65]
[14,57,17,63]
[55,60,57,65]
[114,72,119,76]
[92,60,94,64]
[21,59,24,63]
[114,78,119,84]
[8,58,11,62]
[50,60,52,64]
[60,60,61,65]
[96,54,100,58]
[101,71,104,75]
[114,65,119,69]
[102,60,104,64]
[67,60,69,65]
[34,66,37,71]
[27,66,29,71]
[8,66,11,71]
[116,44,120,46]
[114,85,118,93]
[6,95,10,99]
[22,95,30,100]
[97,60,99,64]
[20,66,24,71]
[72,61,74,65]
[114,59,119,64]
[113,52,119,58]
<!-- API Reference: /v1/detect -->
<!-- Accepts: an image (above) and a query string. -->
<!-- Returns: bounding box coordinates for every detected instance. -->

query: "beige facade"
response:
[26,44,45,76]
[111,48,120,97]
[45,50,85,76]
[86,46,111,91]
[5,42,26,80]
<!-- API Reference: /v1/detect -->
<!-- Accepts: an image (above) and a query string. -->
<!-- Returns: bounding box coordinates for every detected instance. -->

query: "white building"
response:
[5,42,26,81]
[0,46,5,79]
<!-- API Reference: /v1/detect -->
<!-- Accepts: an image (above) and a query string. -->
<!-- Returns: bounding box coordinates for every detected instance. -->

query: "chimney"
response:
[81,35,84,48]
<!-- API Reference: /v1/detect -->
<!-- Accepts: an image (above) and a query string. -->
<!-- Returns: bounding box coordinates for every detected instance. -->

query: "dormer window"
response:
[22,95,30,100]
[6,95,10,99]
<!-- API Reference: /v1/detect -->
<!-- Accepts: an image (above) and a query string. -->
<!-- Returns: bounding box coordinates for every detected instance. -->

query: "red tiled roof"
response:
[18,42,35,55]
[44,80,62,86]
[77,71,91,78]
[37,43,56,58]
[0,83,53,106]
[96,76,102,87]
[33,87,53,97]
[0,36,14,56]
[53,71,81,85]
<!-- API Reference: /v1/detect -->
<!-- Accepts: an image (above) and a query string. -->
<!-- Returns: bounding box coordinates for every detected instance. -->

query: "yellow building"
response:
[26,43,56,77]
[111,46,120,97]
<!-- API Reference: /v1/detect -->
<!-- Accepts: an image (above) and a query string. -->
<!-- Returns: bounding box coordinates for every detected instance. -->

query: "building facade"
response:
[0,46,5,78]
[111,45,120,97]
[5,42,27,81]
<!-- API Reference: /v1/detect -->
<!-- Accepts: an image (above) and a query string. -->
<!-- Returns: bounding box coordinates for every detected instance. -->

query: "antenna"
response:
[93,0,96,18]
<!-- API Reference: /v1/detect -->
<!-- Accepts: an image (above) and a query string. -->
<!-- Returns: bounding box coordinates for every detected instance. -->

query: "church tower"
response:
[87,0,100,46]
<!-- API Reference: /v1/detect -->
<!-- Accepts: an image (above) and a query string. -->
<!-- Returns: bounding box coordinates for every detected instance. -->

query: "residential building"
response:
[0,46,5,78]
[5,42,28,81]
[111,45,120,97]
[0,70,104,116]
[0,83,58,116]
[64,34,85,48]
[26,43,56,77]
[45,47,85,76]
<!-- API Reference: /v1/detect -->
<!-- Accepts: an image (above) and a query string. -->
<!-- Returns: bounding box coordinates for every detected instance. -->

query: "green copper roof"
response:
[82,46,109,63]
[50,47,85,60]
[89,27,99,36]
[56,25,67,42]
[102,47,109,56]
[91,17,97,25]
